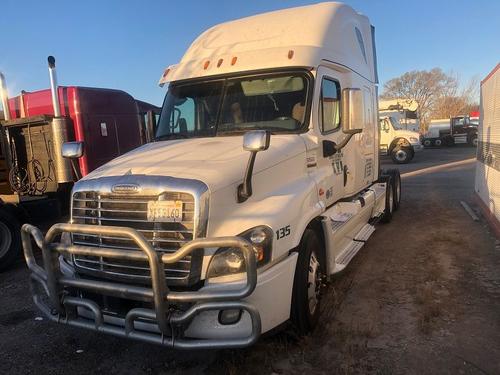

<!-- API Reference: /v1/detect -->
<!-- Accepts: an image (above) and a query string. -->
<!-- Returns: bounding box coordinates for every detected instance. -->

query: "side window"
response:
[320,78,341,133]
[170,98,195,132]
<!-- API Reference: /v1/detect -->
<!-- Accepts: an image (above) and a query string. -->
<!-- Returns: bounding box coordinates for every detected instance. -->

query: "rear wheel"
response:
[386,169,401,211]
[0,208,21,271]
[291,229,324,334]
[391,146,414,164]
[434,139,443,147]
[381,176,394,223]
[423,139,432,147]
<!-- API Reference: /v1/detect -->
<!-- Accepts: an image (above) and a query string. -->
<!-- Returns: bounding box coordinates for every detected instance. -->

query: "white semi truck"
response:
[22,2,400,349]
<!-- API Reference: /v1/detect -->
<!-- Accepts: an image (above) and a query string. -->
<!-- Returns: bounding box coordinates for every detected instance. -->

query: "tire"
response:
[386,169,401,211]
[381,176,394,223]
[0,208,21,271]
[291,229,324,335]
[390,146,414,164]
[423,139,432,147]
[469,135,478,147]
[434,139,443,147]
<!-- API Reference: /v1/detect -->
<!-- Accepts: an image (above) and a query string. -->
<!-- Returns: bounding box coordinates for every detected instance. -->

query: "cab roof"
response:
[160,2,377,85]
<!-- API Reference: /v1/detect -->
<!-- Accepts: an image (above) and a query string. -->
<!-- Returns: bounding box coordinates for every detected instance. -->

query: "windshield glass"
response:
[155,72,310,140]
[389,117,402,130]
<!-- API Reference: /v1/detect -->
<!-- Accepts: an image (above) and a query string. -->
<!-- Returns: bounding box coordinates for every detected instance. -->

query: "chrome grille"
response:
[71,191,202,286]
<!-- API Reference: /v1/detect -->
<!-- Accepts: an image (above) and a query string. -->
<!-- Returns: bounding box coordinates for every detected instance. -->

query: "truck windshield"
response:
[155,72,310,140]
[389,117,402,130]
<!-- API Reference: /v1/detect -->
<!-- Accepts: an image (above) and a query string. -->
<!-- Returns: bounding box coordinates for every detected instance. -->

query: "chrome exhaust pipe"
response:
[47,56,61,117]
[0,72,11,120]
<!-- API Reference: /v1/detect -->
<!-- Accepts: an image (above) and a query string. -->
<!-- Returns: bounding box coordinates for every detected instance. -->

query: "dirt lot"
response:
[1,146,500,374]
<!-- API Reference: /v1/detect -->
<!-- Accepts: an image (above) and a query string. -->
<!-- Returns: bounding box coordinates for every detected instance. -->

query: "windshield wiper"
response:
[155,133,190,141]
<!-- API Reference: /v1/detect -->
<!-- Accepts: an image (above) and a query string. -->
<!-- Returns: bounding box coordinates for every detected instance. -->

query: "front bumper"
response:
[21,223,261,349]
[412,143,424,152]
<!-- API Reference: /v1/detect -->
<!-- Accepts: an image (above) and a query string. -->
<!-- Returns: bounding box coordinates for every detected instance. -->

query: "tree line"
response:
[381,68,479,131]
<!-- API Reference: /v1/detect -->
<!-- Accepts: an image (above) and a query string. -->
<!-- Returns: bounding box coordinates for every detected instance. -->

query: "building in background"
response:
[475,63,500,237]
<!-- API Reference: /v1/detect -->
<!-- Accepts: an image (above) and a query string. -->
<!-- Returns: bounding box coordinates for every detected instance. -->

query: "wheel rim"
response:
[435,140,442,146]
[424,140,431,146]
[389,185,394,212]
[307,251,322,315]
[394,150,408,162]
[396,177,401,203]
[0,221,12,258]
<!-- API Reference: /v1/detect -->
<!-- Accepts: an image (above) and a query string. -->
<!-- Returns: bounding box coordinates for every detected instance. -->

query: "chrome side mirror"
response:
[62,141,84,159]
[238,130,271,203]
[243,130,271,152]
[341,88,364,134]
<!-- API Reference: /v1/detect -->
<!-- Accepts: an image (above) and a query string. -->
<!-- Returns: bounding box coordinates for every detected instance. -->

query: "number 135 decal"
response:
[276,225,291,240]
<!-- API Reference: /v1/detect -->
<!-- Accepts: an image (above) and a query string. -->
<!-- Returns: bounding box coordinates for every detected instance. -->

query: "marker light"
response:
[231,56,238,65]
[203,60,210,70]
[217,58,223,67]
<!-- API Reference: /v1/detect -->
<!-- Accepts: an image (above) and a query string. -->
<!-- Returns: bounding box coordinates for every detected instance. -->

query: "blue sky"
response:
[1,0,499,107]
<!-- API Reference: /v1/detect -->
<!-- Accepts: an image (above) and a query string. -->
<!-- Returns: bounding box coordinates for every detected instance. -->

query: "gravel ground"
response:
[1,146,499,375]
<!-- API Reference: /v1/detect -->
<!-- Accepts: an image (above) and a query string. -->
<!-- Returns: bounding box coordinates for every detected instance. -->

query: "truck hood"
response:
[84,135,306,192]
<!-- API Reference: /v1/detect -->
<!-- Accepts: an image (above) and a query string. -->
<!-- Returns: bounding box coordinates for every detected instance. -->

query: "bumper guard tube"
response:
[21,223,261,349]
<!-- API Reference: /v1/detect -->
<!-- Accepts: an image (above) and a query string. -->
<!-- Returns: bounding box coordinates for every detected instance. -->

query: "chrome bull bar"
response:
[21,223,261,349]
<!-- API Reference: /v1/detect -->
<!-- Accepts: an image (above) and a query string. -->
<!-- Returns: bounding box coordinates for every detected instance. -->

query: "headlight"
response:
[207,225,273,279]
[410,137,419,143]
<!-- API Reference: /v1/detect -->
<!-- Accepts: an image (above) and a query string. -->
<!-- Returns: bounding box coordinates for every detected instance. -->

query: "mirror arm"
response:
[237,151,257,203]
[335,129,362,152]
[70,159,81,180]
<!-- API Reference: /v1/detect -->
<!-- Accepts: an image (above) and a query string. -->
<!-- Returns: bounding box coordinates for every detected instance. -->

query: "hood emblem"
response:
[112,183,140,194]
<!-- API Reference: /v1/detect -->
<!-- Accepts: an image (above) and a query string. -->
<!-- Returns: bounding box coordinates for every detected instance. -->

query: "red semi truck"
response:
[0,57,159,270]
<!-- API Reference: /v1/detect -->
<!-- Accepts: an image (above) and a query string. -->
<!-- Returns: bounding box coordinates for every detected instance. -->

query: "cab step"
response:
[321,187,383,275]
[335,223,375,267]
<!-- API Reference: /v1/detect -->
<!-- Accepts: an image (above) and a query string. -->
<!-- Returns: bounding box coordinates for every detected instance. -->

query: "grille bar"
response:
[73,215,194,226]
[73,233,190,245]
[72,240,192,257]
[74,257,191,273]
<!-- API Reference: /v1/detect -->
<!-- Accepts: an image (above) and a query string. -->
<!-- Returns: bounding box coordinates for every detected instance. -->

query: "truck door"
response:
[315,68,346,207]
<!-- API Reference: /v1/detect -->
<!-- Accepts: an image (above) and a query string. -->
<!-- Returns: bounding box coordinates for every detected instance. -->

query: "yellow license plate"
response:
[147,200,183,222]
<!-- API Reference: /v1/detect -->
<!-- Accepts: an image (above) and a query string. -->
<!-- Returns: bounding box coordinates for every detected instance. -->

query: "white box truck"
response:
[21,2,400,349]
[379,98,420,132]
[474,63,500,236]
[379,116,423,163]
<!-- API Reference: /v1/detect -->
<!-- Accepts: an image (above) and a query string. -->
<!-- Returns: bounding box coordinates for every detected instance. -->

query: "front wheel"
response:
[291,229,324,335]
[0,208,21,271]
[391,146,414,164]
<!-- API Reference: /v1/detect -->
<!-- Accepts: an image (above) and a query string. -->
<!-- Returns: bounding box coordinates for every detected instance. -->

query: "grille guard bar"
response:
[22,223,261,349]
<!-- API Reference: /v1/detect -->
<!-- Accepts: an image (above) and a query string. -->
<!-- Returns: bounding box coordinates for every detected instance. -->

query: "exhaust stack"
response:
[0,72,11,120]
[47,56,61,117]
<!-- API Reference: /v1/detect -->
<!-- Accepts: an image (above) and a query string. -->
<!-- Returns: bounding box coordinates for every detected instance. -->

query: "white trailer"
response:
[22,2,400,349]
[475,63,500,237]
